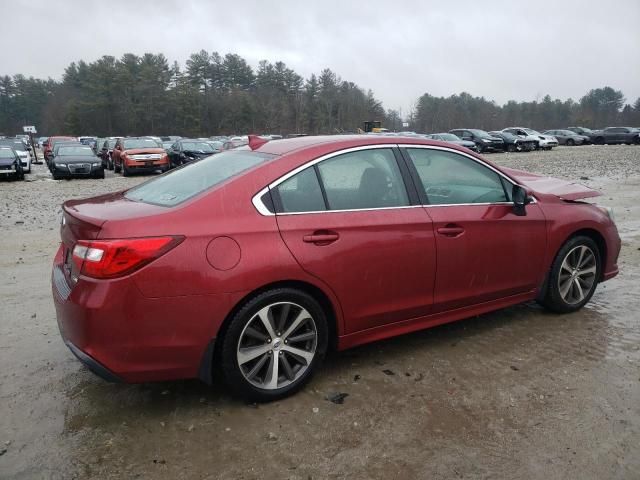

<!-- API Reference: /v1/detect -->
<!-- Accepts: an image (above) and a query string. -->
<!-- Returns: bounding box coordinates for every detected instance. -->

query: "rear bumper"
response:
[51,245,230,383]
[65,340,123,382]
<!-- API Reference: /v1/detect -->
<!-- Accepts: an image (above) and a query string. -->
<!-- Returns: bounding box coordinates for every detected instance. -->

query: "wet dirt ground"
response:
[1,146,639,479]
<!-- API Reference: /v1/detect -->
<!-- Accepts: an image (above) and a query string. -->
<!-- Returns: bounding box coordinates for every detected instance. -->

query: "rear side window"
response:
[126,150,274,207]
[406,148,508,205]
[276,167,326,213]
[316,148,409,210]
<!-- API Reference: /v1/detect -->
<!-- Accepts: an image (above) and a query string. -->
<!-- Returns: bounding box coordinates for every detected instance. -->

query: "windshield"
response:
[181,142,214,152]
[125,150,275,207]
[58,146,95,156]
[0,140,25,150]
[107,139,118,148]
[524,128,541,135]
[468,129,492,138]
[123,138,161,149]
[0,148,15,158]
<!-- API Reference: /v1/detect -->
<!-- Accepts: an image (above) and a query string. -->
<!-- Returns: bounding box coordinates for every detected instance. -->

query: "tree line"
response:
[411,87,640,133]
[0,50,638,137]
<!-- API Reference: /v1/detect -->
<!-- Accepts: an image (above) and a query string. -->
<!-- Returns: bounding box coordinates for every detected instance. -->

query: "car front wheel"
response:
[538,236,600,313]
[220,288,328,402]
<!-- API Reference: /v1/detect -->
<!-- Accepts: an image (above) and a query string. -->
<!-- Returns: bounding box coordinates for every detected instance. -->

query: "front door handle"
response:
[436,225,465,237]
[303,231,339,244]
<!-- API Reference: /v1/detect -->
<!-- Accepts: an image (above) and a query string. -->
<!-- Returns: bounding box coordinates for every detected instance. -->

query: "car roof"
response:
[250,134,470,156]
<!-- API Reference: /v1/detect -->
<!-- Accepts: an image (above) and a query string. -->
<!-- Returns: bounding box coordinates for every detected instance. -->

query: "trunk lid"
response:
[501,167,602,201]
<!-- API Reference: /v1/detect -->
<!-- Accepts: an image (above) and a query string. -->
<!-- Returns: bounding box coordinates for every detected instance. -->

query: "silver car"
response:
[543,130,589,146]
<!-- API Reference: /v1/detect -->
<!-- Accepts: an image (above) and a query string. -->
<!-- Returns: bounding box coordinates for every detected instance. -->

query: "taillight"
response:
[71,236,184,279]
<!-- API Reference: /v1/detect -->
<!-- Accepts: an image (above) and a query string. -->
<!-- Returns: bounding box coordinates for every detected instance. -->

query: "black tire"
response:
[537,235,601,313]
[507,143,516,152]
[94,170,105,179]
[634,136,640,145]
[594,137,605,145]
[114,162,121,173]
[566,138,575,146]
[475,143,484,154]
[122,163,130,177]
[52,173,60,180]
[220,288,329,402]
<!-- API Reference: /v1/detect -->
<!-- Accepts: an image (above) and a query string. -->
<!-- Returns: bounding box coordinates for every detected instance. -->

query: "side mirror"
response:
[512,185,532,216]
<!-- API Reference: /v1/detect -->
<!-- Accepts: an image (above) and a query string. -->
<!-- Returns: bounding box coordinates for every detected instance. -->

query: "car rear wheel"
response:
[220,288,328,402]
[594,137,605,145]
[538,236,600,313]
[566,138,575,146]
[507,143,516,152]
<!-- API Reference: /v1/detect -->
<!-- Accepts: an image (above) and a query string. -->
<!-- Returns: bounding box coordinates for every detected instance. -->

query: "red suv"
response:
[52,135,620,401]
[112,137,169,176]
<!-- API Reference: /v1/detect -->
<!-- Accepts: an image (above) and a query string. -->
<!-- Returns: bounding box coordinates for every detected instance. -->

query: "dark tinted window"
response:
[126,150,274,207]
[406,148,508,205]
[316,148,409,210]
[276,167,326,213]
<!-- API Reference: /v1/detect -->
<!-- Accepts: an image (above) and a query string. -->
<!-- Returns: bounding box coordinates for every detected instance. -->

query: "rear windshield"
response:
[125,150,275,207]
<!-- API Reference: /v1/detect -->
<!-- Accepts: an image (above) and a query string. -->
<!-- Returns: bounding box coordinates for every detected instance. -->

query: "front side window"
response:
[406,148,508,205]
[316,148,409,210]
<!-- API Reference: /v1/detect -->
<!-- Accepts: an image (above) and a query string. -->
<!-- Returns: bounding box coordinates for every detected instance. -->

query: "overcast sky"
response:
[3,0,639,114]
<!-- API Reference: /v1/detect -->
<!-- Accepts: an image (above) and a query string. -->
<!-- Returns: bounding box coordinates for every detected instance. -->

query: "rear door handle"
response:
[303,231,340,244]
[436,225,465,237]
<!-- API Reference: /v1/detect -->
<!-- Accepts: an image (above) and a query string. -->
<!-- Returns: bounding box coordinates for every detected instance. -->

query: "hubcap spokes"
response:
[558,245,597,305]
[237,302,317,390]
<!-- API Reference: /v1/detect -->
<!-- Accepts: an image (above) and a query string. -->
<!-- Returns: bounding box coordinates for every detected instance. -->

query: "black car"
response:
[48,141,83,171]
[424,133,478,151]
[567,127,595,138]
[449,129,505,153]
[98,138,121,170]
[488,131,535,152]
[167,139,216,168]
[51,144,104,180]
[0,146,24,180]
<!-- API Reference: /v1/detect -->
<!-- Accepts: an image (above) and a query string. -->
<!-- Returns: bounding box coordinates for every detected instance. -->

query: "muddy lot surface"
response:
[1,146,639,479]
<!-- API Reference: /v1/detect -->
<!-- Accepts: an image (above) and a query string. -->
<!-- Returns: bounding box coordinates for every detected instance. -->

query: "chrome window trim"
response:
[251,143,535,216]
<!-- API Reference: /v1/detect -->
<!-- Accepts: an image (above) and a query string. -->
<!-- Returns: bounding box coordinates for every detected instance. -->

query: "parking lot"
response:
[1,145,639,479]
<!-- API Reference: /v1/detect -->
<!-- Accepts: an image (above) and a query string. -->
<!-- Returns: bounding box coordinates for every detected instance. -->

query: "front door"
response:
[402,146,547,311]
[273,146,437,333]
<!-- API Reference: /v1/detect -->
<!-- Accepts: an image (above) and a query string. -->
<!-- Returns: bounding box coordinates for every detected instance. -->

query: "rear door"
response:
[273,146,437,333]
[401,145,547,312]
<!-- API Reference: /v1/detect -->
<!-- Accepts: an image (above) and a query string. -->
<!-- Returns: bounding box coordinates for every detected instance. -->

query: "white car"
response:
[502,127,559,150]
[0,139,32,173]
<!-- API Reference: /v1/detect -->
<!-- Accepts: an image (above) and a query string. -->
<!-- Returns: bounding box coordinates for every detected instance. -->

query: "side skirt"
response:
[337,290,537,351]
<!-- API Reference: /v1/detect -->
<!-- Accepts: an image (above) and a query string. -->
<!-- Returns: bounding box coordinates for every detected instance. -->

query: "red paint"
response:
[52,135,621,383]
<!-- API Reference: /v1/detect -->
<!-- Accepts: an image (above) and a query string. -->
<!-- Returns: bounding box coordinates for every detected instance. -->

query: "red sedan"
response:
[52,135,620,401]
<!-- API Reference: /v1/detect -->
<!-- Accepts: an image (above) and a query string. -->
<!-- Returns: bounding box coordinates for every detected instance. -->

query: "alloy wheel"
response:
[558,245,597,305]
[237,302,318,390]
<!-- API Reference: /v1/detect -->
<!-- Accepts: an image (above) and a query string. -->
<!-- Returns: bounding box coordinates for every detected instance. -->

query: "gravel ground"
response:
[1,145,639,479]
